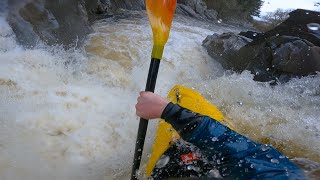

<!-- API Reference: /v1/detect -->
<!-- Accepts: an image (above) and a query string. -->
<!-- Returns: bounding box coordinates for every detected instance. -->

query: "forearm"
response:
[162,103,246,155]
[161,103,306,179]
[161,102,203,139]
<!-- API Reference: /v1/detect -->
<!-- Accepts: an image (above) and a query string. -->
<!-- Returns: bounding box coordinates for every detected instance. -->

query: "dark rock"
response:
[202,32,253,70]
[272,36,320,74]
[108,0,145,11]
[7,0,96,47]
[6,0,218,48]
[204,9,218,21]
[6,0,147,48]
[203,9,320,83]
[251,9,320,47]
[177,0,217,21]
[176,4,203,20]
[238,31,262,40]
[93,0,145,18]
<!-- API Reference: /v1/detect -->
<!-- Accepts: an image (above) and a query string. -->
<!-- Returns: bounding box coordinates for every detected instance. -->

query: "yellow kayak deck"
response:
[146,85,234,176]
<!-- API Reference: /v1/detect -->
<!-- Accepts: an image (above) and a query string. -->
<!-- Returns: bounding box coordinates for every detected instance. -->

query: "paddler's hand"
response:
[136,91,169,119]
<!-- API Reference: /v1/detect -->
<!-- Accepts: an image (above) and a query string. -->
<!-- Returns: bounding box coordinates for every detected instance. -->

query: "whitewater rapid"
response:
[0,11,319,180]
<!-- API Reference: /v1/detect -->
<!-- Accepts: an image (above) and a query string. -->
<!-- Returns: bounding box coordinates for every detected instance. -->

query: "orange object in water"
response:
[146,0,177,59]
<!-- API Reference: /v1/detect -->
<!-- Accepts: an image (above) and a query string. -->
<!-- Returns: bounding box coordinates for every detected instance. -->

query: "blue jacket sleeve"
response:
[161,103,306,180]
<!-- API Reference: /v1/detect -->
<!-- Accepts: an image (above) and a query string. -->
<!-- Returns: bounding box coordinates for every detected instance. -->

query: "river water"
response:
[0,10,319,180]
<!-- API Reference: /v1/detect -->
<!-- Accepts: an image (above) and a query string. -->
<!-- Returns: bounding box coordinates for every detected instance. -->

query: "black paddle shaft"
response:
[131,58,161,180]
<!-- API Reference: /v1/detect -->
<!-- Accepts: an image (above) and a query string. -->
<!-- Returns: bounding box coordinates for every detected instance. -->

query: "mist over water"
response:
[0,11,319,180]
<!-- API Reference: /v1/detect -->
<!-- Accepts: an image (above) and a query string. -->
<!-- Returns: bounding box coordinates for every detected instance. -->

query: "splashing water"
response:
[0,11,319,180]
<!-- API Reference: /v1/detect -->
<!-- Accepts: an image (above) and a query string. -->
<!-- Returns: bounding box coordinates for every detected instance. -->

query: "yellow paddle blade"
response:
[146,85,235,176]
[146,0,177,59]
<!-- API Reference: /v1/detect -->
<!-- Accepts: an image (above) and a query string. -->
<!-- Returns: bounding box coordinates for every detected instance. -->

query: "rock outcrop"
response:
[176,0,217,21]
[6,0,146,47]
[7,0,97,47]
[203,9,320,83]
[5,0,217,48]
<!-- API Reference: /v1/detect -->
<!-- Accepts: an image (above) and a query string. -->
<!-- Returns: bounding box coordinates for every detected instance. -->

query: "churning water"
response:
[0,11,319,180]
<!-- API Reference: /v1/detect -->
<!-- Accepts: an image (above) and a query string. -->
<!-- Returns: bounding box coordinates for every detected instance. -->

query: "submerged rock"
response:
[203,9,320,83]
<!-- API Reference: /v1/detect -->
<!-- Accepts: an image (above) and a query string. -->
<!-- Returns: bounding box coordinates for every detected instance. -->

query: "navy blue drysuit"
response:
[160,102,306,180]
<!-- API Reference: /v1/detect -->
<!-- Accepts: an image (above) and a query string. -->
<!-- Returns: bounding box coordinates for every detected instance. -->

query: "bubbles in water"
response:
[217,19,223,23]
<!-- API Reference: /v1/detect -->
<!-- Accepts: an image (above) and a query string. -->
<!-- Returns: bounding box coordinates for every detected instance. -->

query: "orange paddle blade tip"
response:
[146,0,177,59]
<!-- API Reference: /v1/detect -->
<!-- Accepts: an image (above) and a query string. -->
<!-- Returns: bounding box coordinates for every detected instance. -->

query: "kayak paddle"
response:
[131,0,177,179]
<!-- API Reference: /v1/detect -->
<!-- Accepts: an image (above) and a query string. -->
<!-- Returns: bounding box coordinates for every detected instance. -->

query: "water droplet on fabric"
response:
[155,155,170,168]
[307,23,320,31]
[279,155,286,159]
[271,158,279,164]
[212,137,219,142]
[261,145,269,152]
[266,154,272,159]
[209,169,222,178]
[187,165,200,172]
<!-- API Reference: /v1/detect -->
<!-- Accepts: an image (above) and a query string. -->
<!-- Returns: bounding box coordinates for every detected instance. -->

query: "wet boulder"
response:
[176,0,217,21]
[6,0,147,47]
[96,0,145,16]
[7,0,96,47]
[203,9,320,83]
[202,32,253,70]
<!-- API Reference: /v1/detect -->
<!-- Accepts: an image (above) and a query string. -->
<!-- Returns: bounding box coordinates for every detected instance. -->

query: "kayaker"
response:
[135,91,307,179]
